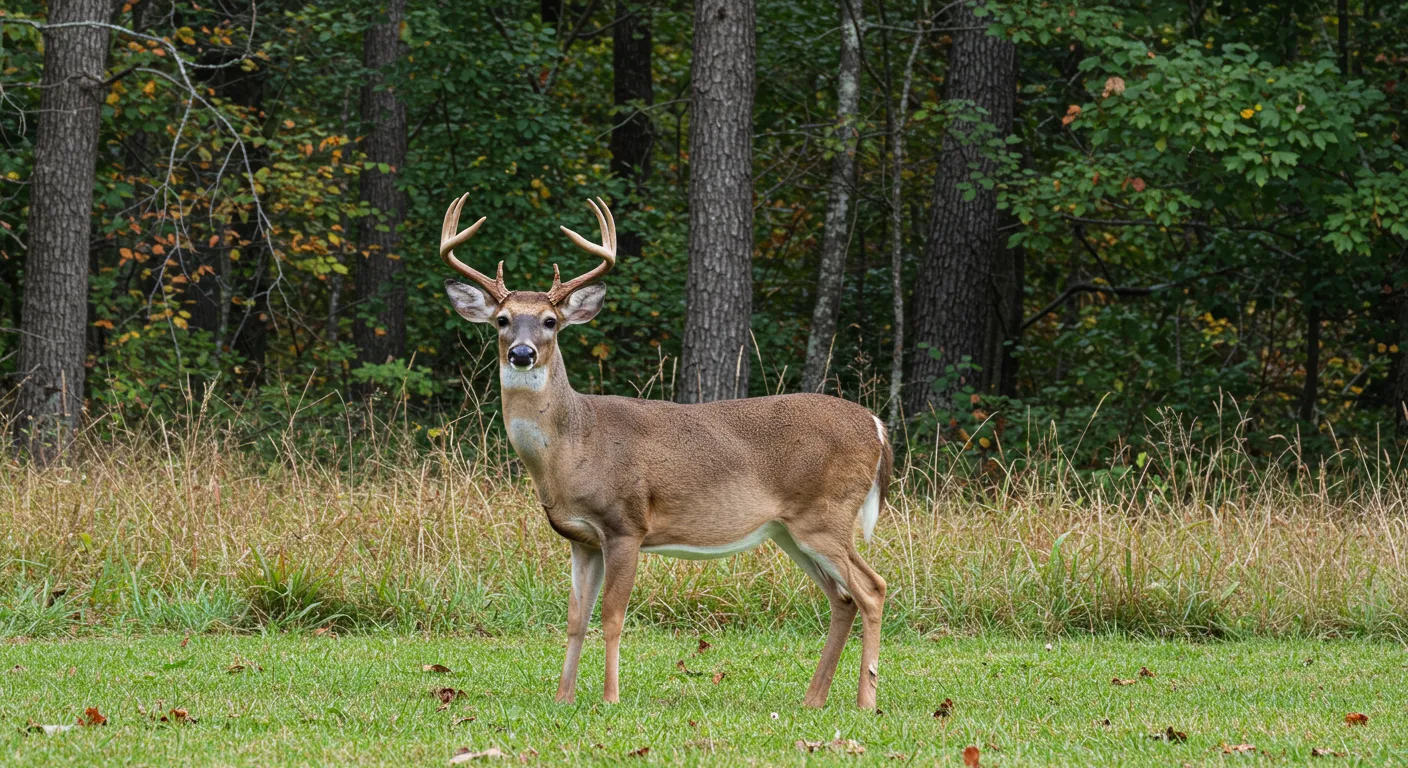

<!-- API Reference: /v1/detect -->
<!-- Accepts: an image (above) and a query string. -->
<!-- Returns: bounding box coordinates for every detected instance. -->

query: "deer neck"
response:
[499,352,583,471]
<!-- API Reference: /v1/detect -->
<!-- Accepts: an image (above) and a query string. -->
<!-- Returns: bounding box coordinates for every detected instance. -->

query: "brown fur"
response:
[450,286,890,709]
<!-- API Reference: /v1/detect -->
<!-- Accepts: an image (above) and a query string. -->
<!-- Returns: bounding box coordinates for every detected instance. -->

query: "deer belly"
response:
[642,521,783,561]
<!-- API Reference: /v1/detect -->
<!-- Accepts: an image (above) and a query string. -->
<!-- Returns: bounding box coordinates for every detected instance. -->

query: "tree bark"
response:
[14,0,112,460]
[801,0,864,393]
[354,0,409,374]
[1390,289,1408,431]
[610,0,653,260]
[885,19,924,428]
[904,0,1015,416]
[679,0,755,403]
[1299,303,1320,423]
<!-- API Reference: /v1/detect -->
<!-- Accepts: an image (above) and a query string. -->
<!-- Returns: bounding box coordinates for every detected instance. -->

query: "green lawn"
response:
[1,631,1405,766]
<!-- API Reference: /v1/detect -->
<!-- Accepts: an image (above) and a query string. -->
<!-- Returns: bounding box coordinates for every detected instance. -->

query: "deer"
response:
[438,193,892,709]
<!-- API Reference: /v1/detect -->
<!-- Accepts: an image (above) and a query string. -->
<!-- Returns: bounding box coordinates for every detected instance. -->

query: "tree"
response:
[679,0,755,403]
[353,0,409,375]
[610,0,653,260]
[801,0,864,393]
[904,0,1015,416]
[13,0,113,460]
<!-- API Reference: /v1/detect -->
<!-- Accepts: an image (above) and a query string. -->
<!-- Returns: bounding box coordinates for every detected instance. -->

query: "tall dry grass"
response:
[2,399,1407,640]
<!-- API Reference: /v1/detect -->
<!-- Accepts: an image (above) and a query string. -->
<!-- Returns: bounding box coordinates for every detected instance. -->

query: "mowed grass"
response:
[2,631,1405,766]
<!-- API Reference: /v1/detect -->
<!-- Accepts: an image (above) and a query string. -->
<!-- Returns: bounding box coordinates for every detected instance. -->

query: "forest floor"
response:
[2,631,1404,766]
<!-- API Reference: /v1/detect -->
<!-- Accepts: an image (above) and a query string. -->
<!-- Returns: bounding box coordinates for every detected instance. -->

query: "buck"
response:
[439,194,892,709]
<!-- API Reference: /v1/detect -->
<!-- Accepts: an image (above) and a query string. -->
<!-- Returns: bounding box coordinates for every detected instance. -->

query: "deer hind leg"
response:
[773,527,858,708]
[846,548,887,709]
[556,542,604,704]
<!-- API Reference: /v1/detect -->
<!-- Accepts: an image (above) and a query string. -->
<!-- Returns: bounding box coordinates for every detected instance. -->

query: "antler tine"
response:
[440,193,509,302]
[549,197,618,305]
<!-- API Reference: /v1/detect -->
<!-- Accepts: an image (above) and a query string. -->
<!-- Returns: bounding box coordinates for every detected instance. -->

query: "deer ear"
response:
[561,283,605,325]
[444,279,498,323]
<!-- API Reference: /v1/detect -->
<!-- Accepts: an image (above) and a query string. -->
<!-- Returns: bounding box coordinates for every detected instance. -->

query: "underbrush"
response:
[2,402,1407,641]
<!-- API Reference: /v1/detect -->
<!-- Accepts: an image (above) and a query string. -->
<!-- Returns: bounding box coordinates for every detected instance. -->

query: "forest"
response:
[2,0,1407,467]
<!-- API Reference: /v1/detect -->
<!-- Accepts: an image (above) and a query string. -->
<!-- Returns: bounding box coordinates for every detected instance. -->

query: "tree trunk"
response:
[801,0,864,393]
[1299,303,1320,423]
[610,0,653,260]
[904,0,1015,416]
[679,0,755,403]
[354,0,409,375]
[14,0,112,460]
[1390,289,1408,431]
[886,19,925,429]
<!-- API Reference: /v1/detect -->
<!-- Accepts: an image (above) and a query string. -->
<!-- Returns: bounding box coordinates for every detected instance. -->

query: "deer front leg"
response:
[598,537,641,704]
[556,542,604,703]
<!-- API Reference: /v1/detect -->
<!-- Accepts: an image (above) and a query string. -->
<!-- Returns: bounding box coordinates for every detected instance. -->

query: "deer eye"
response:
[496,316,509,328]
[543,317,557,330]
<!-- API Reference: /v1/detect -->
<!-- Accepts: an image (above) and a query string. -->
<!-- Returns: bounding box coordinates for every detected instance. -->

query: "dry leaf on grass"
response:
[8,665,25,674]
[153,708,195,724]
[450,746,505,763]
[313,625,336,638]
[1111,677,1136,686]
[423,664,452,674]
[1138,667,1156,678]
[227,660,262,674]
[795,738,865,756]
[1345,712,1368,726]
[1222,744,1256,754]
[711,671,726,685]
[675,660,702,676]
[627,746,650,757]
[934,698,954,719]
[80,707,107,727]
[1311,747,1346,757]
[436,688,467,712]
[26,722,75,735]
[452,716,477,726]
[696,639,711,654]
[1150,726,1187,743]
[962,745,981,767]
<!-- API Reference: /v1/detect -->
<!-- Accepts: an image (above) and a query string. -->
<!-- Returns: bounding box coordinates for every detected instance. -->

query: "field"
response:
[3,416,1408,764]
[3,631,1405,766]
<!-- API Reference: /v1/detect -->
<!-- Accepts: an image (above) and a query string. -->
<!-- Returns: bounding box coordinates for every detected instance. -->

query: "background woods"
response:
[1,0,1407,467]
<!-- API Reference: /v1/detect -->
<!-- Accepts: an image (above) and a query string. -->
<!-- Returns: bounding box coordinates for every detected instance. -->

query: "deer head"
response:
[441,194,615,374]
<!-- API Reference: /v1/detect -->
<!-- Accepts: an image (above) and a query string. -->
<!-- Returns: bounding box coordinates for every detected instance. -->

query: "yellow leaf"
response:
[171,316,188,329]
[591,342,610,360]
[978,437,992,449]
[1240,108,1255,119]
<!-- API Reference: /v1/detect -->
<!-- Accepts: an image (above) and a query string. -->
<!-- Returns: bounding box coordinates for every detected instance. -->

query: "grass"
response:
[2,403,1408,639]
[2,630,1405,766]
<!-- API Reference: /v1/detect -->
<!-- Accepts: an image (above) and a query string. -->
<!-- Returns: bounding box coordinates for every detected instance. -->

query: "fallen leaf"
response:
[1222,743,1256,753]
[1099,718,1112,727]
[450,746,505,763]
[795,738,865,756]
[1111,677,1136,686]
[1150,726,1187,743]
[627,746,650,757]
[180,636,190,648]
[80,707,107,727]
[1345,712,1368,726]
[934,698,954,718]
[314,625,336,638]
[963,745,981,767]
[452,716,477,726]
[227,660,262,674]
[26,722,75,735]
[7,665,24,673]
[1311,747,1345,757]
[696,638,711,654]
[436,688,467,711]
[675,660,702,676]
[1138,666,1156,678]
[711,671,726,685]
[423,664,452,674]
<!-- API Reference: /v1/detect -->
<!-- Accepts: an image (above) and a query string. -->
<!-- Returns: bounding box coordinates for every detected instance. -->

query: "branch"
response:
[1020,267,1239,332]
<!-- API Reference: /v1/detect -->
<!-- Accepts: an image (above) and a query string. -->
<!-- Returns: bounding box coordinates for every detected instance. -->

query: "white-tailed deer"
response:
[440,194,892,709]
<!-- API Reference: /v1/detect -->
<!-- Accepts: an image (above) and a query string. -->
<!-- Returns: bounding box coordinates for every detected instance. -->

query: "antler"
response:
[547,197,617,305]
[440,193,510,302]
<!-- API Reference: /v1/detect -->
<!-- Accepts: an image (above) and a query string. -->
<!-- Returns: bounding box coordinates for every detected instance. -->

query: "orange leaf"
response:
[1345,712,1368,726]
[963,745,980,767]
[80,707,107,727]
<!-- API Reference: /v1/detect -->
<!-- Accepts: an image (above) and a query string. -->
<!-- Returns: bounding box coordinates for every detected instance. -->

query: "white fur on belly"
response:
[500,364,548,391]
[643,521,783,561]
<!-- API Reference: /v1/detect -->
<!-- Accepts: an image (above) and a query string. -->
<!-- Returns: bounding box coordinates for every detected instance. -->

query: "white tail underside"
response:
[860,416,887,542]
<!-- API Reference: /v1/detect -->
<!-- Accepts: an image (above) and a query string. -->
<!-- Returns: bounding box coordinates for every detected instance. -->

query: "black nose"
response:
[508,345,536,368]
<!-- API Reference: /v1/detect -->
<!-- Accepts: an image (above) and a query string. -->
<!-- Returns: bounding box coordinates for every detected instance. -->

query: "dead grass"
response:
[2,401,1406,640]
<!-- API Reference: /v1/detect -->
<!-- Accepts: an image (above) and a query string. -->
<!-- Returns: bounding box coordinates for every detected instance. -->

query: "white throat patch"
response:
[500,363,548,391]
